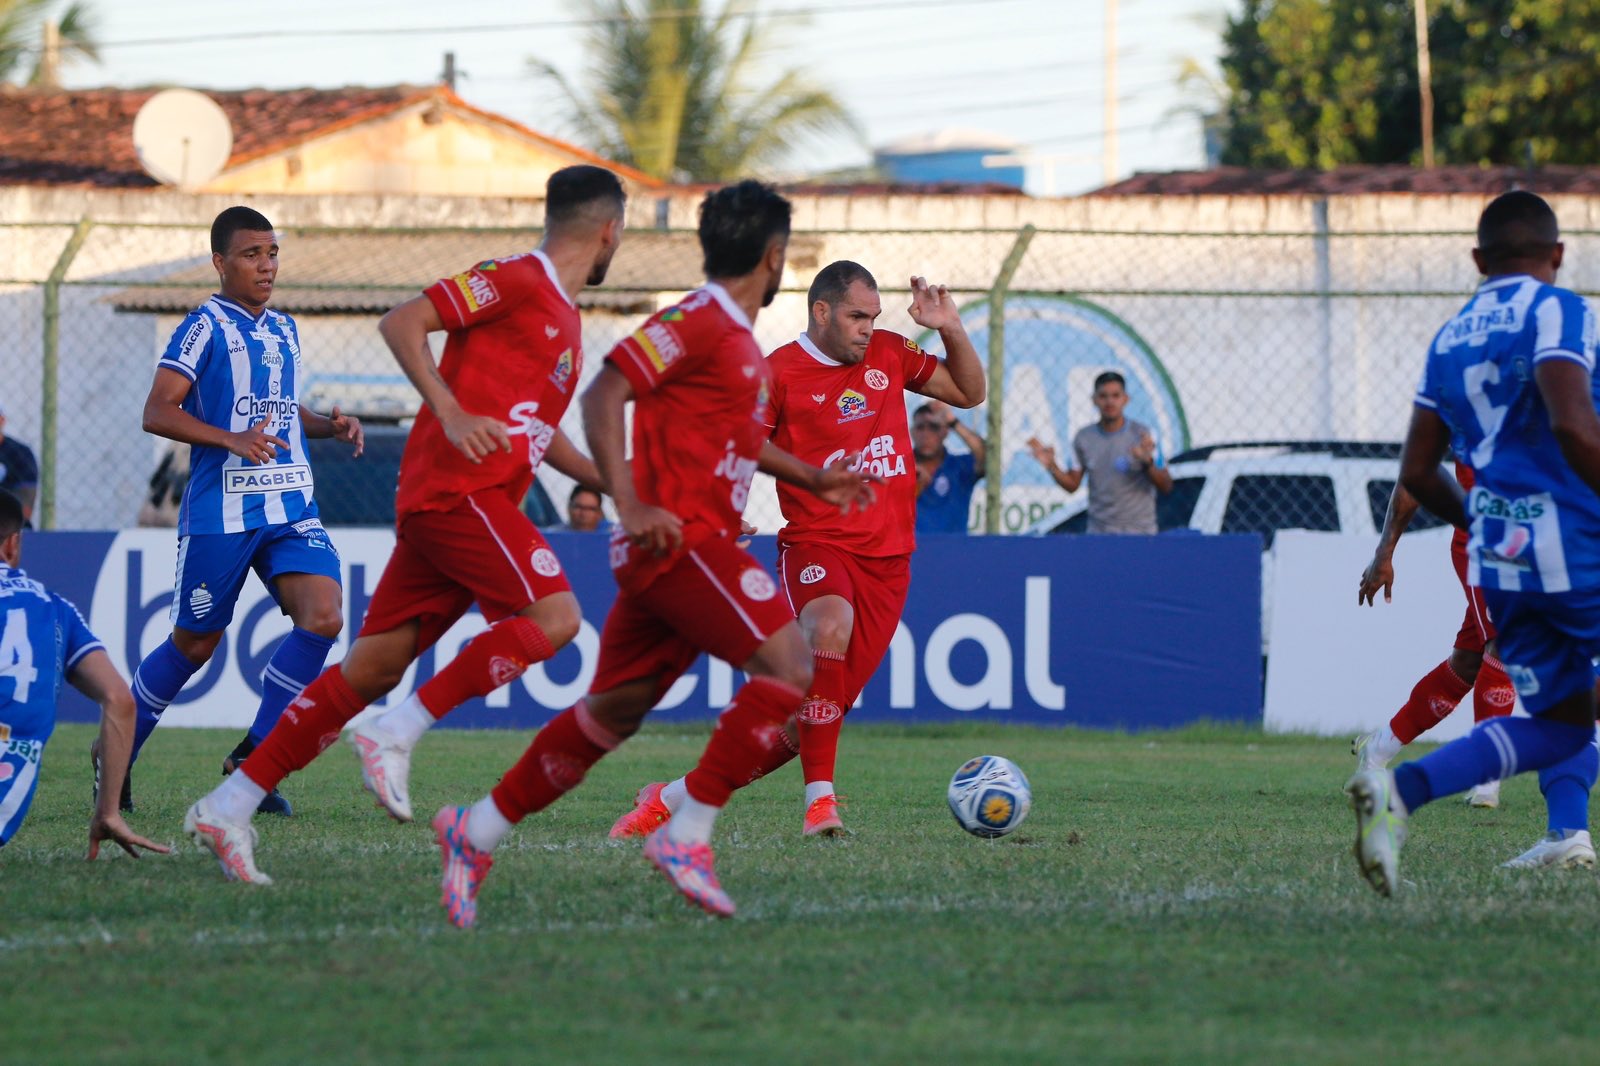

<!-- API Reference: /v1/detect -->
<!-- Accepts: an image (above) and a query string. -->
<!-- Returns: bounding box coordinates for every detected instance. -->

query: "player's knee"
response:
[806,615,852,655]
[536,606,581,649]
[173,629,223,665]
[298,604,344,639]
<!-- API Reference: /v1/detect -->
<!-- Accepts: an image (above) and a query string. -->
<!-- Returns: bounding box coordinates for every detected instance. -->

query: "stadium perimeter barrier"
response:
[10,217,1583,729]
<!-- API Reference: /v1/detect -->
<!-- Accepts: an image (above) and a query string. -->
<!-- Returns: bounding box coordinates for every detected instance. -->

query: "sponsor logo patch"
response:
[0,723,8,741]
[863,368,890,391]
[550,348,575,392]
[530,548,562,578]
[812,393,827,404]
[836,389,870,422]
[633,321,684,372]
[799,565,826,585]
[903,336,921,352]
[292,518,325,536]
[545,324,560,339]
[660,307,684,322]
[224,464,313,495]
[740,568,776,602]
[475,260,499,271]
[0,762,12,783]
[452,269,499,313]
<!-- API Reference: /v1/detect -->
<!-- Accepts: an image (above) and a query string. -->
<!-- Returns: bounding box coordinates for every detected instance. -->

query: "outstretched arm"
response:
[72,651,170,859]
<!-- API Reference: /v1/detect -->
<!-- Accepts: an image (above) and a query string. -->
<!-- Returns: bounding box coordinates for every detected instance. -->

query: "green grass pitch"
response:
[7,722,1600,1064]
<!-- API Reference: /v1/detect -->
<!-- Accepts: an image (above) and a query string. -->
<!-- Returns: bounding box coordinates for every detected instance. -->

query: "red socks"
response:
[242,665,365,791]
[417,617,555,719]
[490,700,621,822]
[1473,655,1515,723]
[1388,659,1473,744]
[685,677,805,807]
[798,650,848,785]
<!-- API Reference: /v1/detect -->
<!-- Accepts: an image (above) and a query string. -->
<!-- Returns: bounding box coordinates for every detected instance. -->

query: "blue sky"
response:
[54,0,1236,195]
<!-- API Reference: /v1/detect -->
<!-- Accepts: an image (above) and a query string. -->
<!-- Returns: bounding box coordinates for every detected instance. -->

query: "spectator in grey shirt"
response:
[1027,371,1172,533]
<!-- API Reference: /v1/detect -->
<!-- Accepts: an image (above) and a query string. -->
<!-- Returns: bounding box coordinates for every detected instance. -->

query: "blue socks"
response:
[1538,727,1599,835]
[249,627,337,744]
[1394,716,1595,813]
[129,637,205,765]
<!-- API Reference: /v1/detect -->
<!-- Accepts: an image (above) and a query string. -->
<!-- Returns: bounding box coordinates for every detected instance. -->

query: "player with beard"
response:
[428,182,877,927]
[608,260,984,839]
[182,165,625,884]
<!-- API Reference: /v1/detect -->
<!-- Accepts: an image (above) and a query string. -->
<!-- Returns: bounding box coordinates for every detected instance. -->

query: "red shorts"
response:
[359,491,572,652]
[778,542,911,704]
[1451,533,1496,653]
[590,535,795,704]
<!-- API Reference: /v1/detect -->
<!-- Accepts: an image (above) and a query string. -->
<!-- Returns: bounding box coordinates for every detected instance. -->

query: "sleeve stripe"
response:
[1414,394,1439,409]
[65,641,105,671]
[1534,292,1565,355]
[1532,349,1592,368]
[611,341,658,383]
[156,359,198,381]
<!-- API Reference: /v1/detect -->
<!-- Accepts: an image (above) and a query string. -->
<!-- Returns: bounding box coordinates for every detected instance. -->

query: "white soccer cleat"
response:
[184,797,272,885]
[1502,829,1596,869]
[1345,768,1407,897]
[349,719,414,823]
[1466,780,1501,809]
[1352,728,1402,772]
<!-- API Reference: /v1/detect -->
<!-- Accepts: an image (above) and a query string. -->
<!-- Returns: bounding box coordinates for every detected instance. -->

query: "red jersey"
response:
[395,251,582,520]
[766,330,937,557]
[606,284,772,593]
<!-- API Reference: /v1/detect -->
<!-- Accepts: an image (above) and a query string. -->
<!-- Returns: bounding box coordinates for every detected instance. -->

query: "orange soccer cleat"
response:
[608,781,671,839]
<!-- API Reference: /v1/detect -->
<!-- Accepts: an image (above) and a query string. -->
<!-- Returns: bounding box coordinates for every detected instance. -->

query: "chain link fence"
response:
[7,217,1594,538]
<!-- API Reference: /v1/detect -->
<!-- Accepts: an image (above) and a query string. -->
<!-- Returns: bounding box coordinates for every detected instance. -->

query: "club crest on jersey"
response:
[836,389,871,423]
[633,321,684,372]
[799,565,826,584]
[863,369,890,391]
[530,548,562,577]
[550,348,575,392]
[740,568,776,602]
[452,269,499,313]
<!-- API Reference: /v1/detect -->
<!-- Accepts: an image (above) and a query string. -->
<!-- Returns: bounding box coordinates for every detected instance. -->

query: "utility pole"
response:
[1414,0,1435,168]
[1103,0,1118,185]
[38,20,61,89]
[442,51,457,92]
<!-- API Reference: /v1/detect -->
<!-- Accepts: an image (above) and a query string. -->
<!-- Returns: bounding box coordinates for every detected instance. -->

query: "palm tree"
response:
[529,0,861,182]
[0,0,100,87]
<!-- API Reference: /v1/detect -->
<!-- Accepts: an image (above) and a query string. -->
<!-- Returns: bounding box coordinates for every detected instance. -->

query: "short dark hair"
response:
[913,403,940,424]
[568,484,602,507]
[1477,190,1560,268]
[808,260,877,308]
[545,165,627,227]
[1093,370,1126,391]
[211,206,274,256]
[698,180,792,279]
[0,489,23,540]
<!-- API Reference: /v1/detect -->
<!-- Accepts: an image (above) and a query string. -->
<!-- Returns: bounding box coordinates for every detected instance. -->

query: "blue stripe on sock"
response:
[248,628,337,743]
[129,637,204,766]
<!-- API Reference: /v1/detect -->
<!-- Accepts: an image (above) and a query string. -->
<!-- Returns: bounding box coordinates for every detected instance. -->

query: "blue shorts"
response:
[1481,586,1600,715]
[0,736,46,846]
[170,517,342,633]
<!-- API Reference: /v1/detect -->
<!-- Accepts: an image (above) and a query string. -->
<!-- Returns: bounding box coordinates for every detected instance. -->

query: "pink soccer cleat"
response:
[642,827,735,917]
[432,806,494,929]
[802,794,847,837]
[608,781,671,839]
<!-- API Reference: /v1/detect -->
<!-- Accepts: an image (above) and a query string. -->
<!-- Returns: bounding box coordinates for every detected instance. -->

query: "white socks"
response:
[466,796,513,853]
[805,780,835,807]
[376,694,433,749]
[211,770,266,825]
[660,777,688,813]
[665,796,719,846]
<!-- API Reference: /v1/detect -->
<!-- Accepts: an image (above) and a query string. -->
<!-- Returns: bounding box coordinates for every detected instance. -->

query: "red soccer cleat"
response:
[608,781,671,839]
[802,794,847,837]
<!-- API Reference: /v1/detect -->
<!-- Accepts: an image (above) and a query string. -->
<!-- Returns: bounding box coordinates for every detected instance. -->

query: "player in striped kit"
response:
[115,206,364,816]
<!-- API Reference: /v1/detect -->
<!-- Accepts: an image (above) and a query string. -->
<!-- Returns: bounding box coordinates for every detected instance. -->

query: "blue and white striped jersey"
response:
[1415,274,1600,593]
[0,564,103,744]
[158,295,319,536]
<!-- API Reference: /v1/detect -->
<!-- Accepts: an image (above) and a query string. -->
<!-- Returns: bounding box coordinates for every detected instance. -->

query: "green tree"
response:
[529,0,861,182]
[0,0,99,87]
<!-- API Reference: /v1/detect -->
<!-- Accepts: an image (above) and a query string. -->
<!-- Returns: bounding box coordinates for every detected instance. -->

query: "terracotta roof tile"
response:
[1090,165,1600,197]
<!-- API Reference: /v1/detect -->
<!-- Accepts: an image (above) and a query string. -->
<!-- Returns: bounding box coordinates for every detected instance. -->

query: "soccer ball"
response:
[947,755,1032,838]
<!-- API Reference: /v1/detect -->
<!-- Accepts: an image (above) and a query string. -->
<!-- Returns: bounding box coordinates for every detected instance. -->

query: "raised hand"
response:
[1026,435,1056,468]
[907,276,960,331]
[228,417,290,465]
[441,409,513,464]
[1131,432,1157,465]
[330,405,365,458]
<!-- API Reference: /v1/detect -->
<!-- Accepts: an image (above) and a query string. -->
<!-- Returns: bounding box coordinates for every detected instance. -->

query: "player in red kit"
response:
[609,259,985,839]
[429,181,877,927]
[1354,465,1514,807]
[182,166,626,884]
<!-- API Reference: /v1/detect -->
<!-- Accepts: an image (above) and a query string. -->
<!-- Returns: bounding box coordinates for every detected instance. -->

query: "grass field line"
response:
[0,880,1258,955]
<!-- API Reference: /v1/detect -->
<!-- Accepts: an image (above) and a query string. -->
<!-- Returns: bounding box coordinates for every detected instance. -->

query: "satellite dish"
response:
[133,89,234,189]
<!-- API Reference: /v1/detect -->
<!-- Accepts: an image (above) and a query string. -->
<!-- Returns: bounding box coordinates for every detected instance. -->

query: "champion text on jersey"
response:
[453,269,499,313]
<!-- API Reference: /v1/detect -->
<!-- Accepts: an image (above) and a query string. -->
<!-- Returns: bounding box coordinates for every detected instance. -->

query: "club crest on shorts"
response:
[530,548,562,577]
[189,584,213,619]
[740,568,776,601]
[863,368,890,391]
[798,565,827,585]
